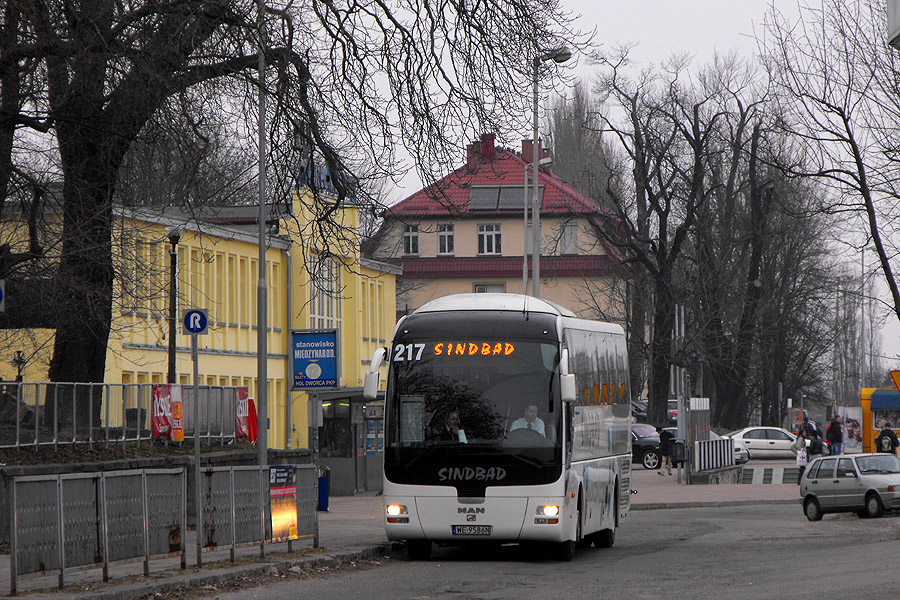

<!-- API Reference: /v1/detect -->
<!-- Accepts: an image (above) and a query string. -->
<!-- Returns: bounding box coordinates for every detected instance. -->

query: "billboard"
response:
[292,330,338,389]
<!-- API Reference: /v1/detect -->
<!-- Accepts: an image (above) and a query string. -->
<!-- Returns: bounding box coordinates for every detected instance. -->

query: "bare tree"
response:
[762,0,900,331]
[0,0,580,424]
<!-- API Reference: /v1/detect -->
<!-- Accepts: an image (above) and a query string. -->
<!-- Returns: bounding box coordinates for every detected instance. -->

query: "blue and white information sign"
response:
[182,308,209,335]
[292,330,338,389]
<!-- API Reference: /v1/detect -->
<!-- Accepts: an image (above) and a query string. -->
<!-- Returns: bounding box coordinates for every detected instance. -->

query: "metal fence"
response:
[9,468,186,595]
[0,381,247,450]
[200,465,318,561]
[8,464,319,595]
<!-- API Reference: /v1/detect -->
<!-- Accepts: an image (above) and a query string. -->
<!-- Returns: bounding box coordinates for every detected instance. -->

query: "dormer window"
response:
[403,225,419,255]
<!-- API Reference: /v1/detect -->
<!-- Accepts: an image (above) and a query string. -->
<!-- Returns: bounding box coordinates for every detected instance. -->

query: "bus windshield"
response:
[386,337,562,451]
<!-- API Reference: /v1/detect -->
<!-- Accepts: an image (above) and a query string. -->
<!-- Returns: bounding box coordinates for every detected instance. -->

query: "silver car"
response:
[724,426,796,459]
[800,453,900,521]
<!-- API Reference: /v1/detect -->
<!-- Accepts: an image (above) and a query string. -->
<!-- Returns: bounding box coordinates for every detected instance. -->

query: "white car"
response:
[724,427,797,459]
[710,431,750,464]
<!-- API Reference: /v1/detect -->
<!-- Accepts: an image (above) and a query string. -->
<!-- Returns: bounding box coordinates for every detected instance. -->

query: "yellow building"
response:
[0,189,398,464]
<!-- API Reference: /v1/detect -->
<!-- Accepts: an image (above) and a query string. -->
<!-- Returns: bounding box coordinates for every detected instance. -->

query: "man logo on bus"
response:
[433,342,515,356]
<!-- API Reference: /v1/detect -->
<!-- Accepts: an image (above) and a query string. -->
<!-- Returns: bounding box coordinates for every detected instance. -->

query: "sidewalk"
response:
[2,467,800,599]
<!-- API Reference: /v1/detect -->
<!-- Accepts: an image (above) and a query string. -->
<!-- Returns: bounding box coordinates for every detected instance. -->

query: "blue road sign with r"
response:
[182,308,209,335]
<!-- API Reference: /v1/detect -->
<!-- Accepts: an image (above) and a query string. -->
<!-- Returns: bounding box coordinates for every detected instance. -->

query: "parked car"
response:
[632,423,661,470]
[631,400,649,423]
[667,399,678,425]
[711,431,750,464]
[723,426,797,459]
[800,453,900,521]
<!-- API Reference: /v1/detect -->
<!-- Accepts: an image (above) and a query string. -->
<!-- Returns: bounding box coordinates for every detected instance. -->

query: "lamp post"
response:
[166,227,182,384]
[531,47,571,299]
[12,350,25,382]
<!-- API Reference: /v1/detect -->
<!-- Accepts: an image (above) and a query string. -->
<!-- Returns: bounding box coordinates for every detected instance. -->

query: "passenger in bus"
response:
[510,405,545,436]
[437,410,467,443]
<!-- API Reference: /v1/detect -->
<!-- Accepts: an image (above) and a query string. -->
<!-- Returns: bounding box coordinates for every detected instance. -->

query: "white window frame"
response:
[310,255,342,331]
[437,223,455,255]
[477,224,501,255]
[561,222,578,255]
[403,224,419,255]
[474,283,505,293]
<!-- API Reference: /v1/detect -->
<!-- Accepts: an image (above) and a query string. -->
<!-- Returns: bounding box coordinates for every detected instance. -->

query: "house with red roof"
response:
[365,133,627,319]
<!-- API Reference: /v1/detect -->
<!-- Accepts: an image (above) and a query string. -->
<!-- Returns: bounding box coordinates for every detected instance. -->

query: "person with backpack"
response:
[875,422,899,455]
[826,415,843,455]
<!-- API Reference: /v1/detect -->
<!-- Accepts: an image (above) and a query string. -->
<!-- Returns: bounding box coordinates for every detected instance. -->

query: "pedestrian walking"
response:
[656,426,673,476]
[791,429,809,483]
[875,422,899,455]
[826,415,843,456]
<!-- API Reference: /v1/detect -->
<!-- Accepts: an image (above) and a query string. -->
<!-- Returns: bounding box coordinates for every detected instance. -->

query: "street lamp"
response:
[531,47,571,299]
[166,226,182,384]
[11,350,26,382]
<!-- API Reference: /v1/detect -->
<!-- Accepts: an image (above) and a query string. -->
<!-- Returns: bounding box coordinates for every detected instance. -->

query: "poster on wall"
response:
[151,384,184,442]
[235,387,258,443]
[292,330,339,389]
[269,466,299,542]
[836,406,863,454]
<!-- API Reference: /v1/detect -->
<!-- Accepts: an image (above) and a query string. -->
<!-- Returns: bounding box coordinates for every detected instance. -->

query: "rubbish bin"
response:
[317,466,330,511]
[672,439,687,466]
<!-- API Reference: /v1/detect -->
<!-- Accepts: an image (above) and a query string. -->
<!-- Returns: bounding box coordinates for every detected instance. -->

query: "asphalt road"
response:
[203,503,900,600]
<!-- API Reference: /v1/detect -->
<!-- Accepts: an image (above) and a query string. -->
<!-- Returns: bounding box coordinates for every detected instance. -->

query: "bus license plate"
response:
[452,525,492,536]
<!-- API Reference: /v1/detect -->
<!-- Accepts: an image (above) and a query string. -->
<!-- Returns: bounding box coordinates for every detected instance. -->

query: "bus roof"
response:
[413,293,577,317]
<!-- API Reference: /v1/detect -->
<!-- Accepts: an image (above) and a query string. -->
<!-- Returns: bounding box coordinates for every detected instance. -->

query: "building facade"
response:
[367,133,626,320]
[0,189,398,480]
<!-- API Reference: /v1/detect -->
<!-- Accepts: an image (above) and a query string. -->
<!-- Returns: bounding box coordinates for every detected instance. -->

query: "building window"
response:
[474,283,505,293]
[477,224,501,255]
[403,224,419,255]
[310,255,342,330]
[561,222,578,255]
[438,223,454,255]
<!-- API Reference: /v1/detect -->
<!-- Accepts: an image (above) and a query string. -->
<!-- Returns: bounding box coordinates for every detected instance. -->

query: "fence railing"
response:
[8,464,318,595]
[693,438,735,472]
[0,382,247,450]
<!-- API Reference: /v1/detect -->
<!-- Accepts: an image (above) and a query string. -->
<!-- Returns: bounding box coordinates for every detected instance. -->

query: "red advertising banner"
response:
[235,387,258,443]
[151,384,184,441]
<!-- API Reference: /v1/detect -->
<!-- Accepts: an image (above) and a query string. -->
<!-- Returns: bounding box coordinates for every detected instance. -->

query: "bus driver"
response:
[510,405,545,436]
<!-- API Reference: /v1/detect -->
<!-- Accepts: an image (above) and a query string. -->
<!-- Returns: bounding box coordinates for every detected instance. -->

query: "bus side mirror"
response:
[559,348,576,402]
[363,347,386,400]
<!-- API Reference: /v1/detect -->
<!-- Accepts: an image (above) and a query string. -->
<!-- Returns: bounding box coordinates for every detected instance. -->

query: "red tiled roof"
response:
[387,140,604,218]
[391,255,622,278]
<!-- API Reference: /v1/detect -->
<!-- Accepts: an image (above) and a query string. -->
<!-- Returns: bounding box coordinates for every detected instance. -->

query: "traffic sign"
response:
[0,279,5,313]
[182,309,209,335]
[892,370,900,395]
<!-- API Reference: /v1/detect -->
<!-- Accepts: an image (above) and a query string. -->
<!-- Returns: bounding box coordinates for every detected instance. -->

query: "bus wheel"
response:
[594,527,615,548]
[407,540,432,560]
[554,507,579,561]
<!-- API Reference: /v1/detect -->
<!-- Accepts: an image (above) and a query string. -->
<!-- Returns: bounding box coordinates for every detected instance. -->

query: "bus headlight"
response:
[534,505,560,524]
[386,504,409,523]
[537,505,559,517]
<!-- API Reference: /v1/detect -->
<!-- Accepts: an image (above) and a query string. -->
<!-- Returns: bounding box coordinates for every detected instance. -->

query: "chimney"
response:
[466,142,480,168]
[480,133,495,159]
[521,139,553,171]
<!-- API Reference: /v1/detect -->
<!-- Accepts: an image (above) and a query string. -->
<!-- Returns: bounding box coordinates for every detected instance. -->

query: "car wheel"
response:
[407,540,432,560]
[804,497,823,522]
[641,449,660,470]
[865,493,885,519]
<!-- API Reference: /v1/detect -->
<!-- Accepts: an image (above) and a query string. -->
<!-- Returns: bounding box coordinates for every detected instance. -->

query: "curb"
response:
[26,544,396,600]
[631,498,800,510]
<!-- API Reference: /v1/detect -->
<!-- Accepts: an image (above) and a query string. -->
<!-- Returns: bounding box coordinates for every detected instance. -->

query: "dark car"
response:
[632,423,661,470]
[632,400,649,423]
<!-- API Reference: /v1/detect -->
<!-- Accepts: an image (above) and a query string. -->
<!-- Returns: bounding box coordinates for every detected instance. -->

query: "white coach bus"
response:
[363,294,632,560]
